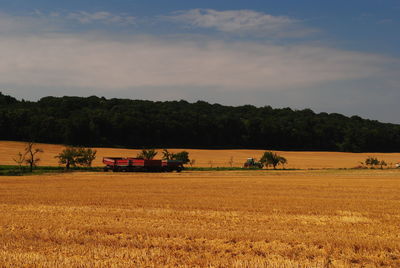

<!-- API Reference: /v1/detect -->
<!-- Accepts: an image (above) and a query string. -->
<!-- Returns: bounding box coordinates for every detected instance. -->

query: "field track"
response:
[1,141,400,169]
[0,170,399,267]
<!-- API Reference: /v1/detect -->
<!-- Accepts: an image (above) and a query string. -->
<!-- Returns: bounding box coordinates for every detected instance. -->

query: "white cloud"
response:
[167,9,314,37]
[0,34,394,92]
[66,11,135,25]
[0,11,134,35]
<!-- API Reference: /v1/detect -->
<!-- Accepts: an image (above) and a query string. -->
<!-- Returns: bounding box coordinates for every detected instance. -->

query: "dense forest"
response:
[1,92,400,152]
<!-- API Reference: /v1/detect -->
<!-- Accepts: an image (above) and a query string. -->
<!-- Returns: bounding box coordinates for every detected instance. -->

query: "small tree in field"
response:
[162,149,190,164]
[78,148,97,167]
[24,142,43,172]
[365,156,387,169]
[56,147,97,170]
[365,156,379,168]
[260,151,287,169]
[136,149,157,160]
[173,151,190,164]
[56,147,76,169]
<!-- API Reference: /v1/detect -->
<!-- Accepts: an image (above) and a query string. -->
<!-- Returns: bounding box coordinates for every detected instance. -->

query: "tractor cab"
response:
[243,158,263,169]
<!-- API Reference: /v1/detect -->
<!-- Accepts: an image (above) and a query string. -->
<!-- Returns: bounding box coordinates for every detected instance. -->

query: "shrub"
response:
[162,149,190,164]
[56,147,97,169]
[260,151,287,169]
[364,156,387,169]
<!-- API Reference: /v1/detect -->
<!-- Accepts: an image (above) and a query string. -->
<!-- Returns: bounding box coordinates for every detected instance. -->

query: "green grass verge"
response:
[184,167,298,171]
[0,165,102,176]
[0,165,310,176]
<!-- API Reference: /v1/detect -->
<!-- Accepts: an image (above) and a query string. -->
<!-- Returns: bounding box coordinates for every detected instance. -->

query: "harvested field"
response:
[1,141,400,169]
[0,170,399,267]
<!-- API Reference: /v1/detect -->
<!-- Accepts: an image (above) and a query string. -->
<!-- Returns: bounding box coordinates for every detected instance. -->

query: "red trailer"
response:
[103,157,183,172]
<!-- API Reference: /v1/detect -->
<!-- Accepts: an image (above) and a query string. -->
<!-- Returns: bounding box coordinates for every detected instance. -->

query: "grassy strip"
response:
[185,167,247,171]
[0,165,299,176]
[0,165,102,176]
[4,165,372,176]
[184,167,298,171]
[0,165,262,175]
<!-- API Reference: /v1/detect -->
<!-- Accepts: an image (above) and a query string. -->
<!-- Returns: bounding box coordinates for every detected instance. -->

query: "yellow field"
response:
[1,140,400,169]
[0,170,399,267]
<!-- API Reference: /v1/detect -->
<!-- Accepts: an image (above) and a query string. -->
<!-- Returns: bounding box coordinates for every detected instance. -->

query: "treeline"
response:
[1,92,400,152]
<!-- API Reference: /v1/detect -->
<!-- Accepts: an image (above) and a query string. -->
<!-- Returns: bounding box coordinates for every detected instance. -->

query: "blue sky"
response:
[0,1,399,123]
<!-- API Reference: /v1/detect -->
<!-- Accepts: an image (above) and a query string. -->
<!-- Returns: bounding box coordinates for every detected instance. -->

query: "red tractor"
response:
[243,158,263,169]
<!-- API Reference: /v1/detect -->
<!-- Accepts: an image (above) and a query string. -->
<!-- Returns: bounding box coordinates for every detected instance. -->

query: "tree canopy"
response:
[1,92,400,152]
[55,147,97,169]
[260,151,287,169]
[162,149,190,164]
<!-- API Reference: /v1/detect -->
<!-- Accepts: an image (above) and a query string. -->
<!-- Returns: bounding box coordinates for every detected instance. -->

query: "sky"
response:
[0,0,399,123]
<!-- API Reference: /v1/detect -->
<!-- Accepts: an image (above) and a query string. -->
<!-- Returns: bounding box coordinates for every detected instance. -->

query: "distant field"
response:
[1,141,400,169]
[0,170,399,267]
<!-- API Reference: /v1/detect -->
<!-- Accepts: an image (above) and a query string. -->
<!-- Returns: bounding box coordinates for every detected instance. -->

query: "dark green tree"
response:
[365,156,379,168]
[365,156,387,169]
[136,149,157,160]
[172,151,190,164]
[162,149,190,164]
[56,147,97,169]
[1,92,400,153]
[260,151,287,169]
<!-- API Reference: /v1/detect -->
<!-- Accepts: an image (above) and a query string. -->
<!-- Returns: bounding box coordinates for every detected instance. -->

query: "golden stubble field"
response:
[0,169,399,267]
[1,141,400,169]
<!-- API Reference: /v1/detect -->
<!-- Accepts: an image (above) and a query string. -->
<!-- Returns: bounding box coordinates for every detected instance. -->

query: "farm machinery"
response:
[243,158,263,169]
[103,157,184,172]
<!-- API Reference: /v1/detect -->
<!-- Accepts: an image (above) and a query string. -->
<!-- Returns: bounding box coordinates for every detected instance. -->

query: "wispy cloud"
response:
[65,11,135,25]
[167,9,315,37]
[377,18,393,24]
[0,10,135,35]
[0,10,396,92]
[0,34,394,91]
